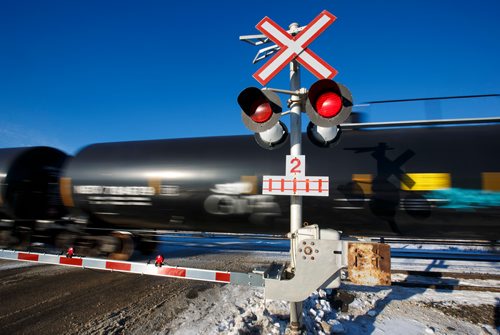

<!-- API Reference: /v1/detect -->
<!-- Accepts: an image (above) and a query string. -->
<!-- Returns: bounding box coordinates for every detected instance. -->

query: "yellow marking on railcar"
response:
[148,178,162,195]
[401,173,451,191]
[241,176,258,194]
[60,177,74,207]
[352,174,372,195]
[482,172,500,191]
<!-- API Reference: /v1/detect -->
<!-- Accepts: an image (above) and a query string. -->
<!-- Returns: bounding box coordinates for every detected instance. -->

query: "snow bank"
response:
[166,283,500,334]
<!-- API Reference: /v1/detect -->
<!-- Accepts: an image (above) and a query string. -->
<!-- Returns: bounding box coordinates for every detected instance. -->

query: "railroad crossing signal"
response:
[253,10,338,85]
[238,12,348,325]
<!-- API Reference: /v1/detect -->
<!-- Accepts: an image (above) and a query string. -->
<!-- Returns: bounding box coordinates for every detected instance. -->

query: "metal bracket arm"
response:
[264,239,345,302]
[263,87,308,97]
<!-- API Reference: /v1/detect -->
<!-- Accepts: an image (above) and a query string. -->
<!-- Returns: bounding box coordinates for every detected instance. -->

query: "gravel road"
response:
[0,251,281,335]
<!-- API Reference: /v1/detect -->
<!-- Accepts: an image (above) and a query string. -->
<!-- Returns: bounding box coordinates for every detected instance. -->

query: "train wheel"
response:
[55,232,77,249]
[109,232,134,260]
[0,229,16,248]
[137,235,157,255]
[13,226,33,249]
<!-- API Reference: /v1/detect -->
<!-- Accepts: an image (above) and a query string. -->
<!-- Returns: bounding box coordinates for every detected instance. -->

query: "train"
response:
[1,121,500,258]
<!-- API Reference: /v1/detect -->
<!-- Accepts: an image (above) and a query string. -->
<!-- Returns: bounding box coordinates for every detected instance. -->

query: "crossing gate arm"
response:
[0,249,264,286]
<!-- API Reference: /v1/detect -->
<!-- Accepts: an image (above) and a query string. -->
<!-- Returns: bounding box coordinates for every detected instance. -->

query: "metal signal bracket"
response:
[263,225,391,302]
[240,26,305,64]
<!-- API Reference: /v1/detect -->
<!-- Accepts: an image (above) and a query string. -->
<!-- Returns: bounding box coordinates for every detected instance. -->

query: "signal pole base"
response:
[288,301,304,334]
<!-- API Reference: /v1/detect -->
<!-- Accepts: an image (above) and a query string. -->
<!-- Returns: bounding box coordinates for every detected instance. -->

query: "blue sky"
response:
[1,0,499,153]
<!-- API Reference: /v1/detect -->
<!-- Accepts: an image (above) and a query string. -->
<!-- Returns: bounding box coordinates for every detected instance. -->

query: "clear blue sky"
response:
[1,0,499,153]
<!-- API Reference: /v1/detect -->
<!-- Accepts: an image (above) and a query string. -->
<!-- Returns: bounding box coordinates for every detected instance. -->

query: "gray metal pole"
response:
[289,28,303,250]
[288,22,303,332]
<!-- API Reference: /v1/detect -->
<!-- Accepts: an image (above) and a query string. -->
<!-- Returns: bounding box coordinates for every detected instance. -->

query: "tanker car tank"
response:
[0,146,68,220]
[63,123,500,241]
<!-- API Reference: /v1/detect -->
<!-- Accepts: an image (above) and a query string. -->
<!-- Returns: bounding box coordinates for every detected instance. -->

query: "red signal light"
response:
[237,87,284,136]
[305,80,353,128]
[315,92,342,118]
[250,100,273,123]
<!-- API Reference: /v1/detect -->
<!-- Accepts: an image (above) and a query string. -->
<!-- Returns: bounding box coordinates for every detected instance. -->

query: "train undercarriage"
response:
[0,219,157,260]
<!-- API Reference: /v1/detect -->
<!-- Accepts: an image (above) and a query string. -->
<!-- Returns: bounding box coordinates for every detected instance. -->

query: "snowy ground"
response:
[165,283,500,335]
[2,255,497,335]
[1,236,499,334]
[159,236,500,334]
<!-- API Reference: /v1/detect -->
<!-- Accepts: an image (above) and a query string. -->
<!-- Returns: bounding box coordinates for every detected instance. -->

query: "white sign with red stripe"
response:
[0,249,233,284]
[263,176,329,196]
[253,10,338,86]
[263,155,329,197]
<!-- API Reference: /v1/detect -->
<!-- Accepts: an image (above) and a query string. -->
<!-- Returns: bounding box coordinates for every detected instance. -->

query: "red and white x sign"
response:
[253,10,338,86]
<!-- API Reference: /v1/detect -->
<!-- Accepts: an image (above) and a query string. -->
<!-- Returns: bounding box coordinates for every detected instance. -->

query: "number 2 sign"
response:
[263,155,329,197]
[286,155,305,177]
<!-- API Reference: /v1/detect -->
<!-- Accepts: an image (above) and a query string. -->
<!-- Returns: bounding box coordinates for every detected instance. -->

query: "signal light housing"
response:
[305,79,353,127]
[307,122,342,148]
[237,87,288,150]
[238,87,283,133]
[254,121,289,150]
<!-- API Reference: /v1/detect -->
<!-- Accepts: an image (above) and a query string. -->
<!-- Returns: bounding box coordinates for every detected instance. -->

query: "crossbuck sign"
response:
[253,10,338,85]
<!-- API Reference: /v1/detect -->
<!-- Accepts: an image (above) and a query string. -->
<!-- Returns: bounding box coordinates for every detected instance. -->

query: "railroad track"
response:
[9,234,500,294]
[157,235,500,263]
[389,269,500,293]
[378,237,499,248]
[20,235,500,264]
[391,249,500,262]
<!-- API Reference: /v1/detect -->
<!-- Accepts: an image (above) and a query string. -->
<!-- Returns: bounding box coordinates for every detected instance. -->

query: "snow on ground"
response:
[165,283,500,335]
[159,238,499,334]
[1,237,499,334]
[388,242,499,252]
[391,257,500,275]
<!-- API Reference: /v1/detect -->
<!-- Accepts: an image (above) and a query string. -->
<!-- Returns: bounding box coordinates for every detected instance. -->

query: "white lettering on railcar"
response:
[74,185,104,194]
[160,185,180,196]
[74,185,155,196]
